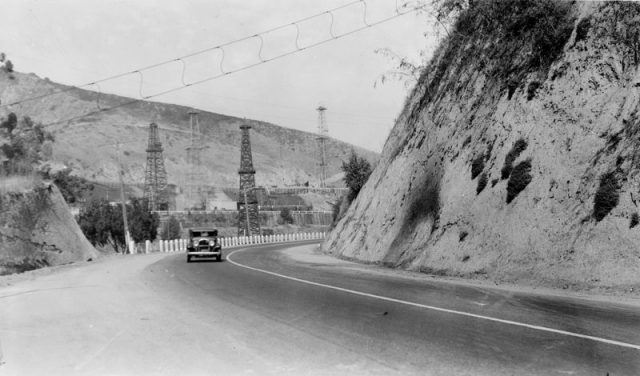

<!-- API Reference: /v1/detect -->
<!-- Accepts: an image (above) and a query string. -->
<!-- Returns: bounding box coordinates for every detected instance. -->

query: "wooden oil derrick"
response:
[237,122,261,236]
[143,122,168,211]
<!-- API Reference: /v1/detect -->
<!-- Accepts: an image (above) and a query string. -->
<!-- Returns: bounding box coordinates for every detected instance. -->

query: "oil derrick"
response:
[316,106,328,188]
[185,111,205,210]
[237,123,261,236]
[143,123,168,211]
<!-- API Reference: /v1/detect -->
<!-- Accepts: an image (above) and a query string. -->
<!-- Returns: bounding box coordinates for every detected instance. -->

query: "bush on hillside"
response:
[279,207,294,225]
[476,172,488,194]
[418,0,575,106]
[630,213,639,229]
[506,159,532,203]
[593,171,620,222]
[47,169,94,204]
[403,173,441,235]
[501,139,528,179]
[0,113,54,175]
[471,154,485,179]
[341,151,372,202]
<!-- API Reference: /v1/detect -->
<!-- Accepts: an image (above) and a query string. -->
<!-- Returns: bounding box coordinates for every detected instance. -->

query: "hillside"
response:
[0,71,377,194]
[323,1,640,293]
[0,177,97,275]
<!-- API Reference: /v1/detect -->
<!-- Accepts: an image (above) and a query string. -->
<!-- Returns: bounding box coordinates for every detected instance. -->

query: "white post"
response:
[159,240,164,253]
[129,240,136,254]
[145,240,151,254]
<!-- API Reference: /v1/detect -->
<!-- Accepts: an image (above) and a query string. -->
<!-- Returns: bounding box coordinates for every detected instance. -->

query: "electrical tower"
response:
[316,106,328,188]
[237,122,261,236]
[143,123,169,211]
[185,111,205,210]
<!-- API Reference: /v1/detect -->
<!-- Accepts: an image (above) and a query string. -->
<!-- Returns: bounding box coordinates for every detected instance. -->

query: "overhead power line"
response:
[4,0,426,127]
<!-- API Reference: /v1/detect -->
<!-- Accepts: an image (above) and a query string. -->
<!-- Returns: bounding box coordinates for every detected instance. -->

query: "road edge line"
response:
[227,247,640,351]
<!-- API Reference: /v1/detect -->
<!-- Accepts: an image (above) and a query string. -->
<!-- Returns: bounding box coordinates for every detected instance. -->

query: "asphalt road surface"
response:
[1,241,639,375]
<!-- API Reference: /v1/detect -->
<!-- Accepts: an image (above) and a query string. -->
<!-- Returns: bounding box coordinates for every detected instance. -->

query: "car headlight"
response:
[209,240,215,246]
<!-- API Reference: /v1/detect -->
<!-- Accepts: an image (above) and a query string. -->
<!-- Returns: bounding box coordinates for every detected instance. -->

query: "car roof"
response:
[188,227,218,231]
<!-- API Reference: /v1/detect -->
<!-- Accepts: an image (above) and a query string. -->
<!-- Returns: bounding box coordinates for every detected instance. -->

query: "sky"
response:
[0,0,439,152]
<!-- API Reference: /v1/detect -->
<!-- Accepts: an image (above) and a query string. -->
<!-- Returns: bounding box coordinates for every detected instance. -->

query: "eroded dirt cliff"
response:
[0,181,97,275]
[323,1,640,291]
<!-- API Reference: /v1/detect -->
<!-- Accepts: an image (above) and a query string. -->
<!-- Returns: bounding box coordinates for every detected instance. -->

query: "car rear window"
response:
[191,231,216,237]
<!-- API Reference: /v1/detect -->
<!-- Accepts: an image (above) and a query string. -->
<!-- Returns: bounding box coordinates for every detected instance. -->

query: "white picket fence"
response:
[129,232,326,255]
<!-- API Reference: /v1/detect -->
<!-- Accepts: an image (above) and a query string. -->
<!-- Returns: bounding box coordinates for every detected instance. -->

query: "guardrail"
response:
[131,231,326,254]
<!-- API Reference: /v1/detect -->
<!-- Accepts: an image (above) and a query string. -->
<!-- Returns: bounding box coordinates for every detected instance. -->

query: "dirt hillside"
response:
[323,1,640,292]
[0,72,377,188]
[0,178,97,275]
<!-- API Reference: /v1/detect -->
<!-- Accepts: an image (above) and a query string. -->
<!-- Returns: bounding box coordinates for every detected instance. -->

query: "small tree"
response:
[0,113,17,134]
[160,216,182,240]
[279,208,294,225]
[128,197,159,243]
[341,151,372,202]
[4,60,14,73]
[50,169,94,204]
[78,198,124,251]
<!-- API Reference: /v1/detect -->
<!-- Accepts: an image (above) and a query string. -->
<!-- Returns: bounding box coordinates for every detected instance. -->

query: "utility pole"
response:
[316,106,328,188]
[115,142,132,254]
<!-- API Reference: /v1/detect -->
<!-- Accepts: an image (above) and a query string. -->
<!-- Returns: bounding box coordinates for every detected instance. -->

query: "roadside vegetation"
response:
[341,150,372,203]
[330,151,372,227]
[78,197,159,252]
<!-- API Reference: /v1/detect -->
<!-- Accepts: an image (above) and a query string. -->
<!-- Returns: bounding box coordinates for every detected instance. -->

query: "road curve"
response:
[1,242,639,375]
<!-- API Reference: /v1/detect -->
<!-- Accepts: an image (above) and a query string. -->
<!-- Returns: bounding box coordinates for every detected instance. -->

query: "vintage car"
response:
[186,228,222,262]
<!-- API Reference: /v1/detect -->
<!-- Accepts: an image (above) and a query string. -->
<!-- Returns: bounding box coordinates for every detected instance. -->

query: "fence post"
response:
[129,240,136,254]
[145,240,151,254]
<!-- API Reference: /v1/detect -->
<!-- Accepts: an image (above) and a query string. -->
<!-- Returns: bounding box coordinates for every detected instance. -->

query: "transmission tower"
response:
[237,122,261,236]
[316,106,328,188]
[185,111,205,210]
[143,123,169,211]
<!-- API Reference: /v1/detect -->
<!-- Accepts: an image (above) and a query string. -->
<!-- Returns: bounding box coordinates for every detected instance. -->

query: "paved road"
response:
[1,242,639,375]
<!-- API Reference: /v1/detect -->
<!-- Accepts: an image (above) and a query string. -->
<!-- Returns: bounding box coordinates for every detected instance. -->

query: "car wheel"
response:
[217,255,222,262]
[187,255,192,263]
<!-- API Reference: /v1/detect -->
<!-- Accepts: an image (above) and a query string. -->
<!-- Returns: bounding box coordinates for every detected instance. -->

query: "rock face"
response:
[0,182,97,275]
[323,2,640,290]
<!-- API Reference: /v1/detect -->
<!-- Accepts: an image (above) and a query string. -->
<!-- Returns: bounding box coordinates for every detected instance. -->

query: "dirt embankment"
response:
[323,2,640,293]
[0,178,97,275]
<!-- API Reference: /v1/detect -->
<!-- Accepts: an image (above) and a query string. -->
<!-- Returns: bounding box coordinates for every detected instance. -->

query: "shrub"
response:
[160,216,182,240]
[476,173,488,194]
[79,197,159,251]
[506,159,532,203]
[341,151,372,202]
[471,154,485,179]
[403,174,441,235]
[491,178,499,187]
[279,207,294,225]
[527,81,542,100]
[4,60,13,73]
[575,16,591,44]
[501,139,528,179]
[49,169,94,204]
[630,213,639,229]
[459,231,468,242]
[593,172,620,222]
